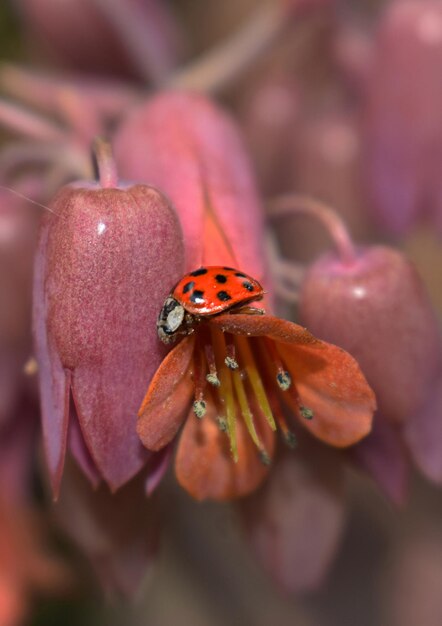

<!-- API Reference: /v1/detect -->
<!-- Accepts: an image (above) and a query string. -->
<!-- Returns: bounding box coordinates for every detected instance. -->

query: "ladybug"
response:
[157,266,265,343]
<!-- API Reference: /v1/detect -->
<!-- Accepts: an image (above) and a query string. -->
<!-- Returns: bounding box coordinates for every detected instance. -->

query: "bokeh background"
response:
[1,1,442,624]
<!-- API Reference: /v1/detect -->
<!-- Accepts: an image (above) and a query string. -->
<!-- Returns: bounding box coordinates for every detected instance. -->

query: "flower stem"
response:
[89,0,179,83]
[166,2,290,94]
[93,137,118,189]
[0,98,66,141]
[267,194,358,265]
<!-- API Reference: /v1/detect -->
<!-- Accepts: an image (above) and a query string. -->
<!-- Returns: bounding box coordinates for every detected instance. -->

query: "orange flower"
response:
[137,311,376,501]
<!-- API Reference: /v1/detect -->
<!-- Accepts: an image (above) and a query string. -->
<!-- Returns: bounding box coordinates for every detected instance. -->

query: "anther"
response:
[206,372,221,386]
[283,431,297,448]
[259,450,271,466]
[217,417,228,432]
[300,406,314,420]
[225,356,239,370]
[193,400,206,419]
[276,370,291,391]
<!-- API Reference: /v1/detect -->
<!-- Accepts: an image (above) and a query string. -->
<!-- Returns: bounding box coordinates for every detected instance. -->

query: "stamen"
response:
[256,338,297,447]
[193,400,206,419]
[232,368,269,458]
[193,341,207,418]
[259,450,271,465]
[224,336,239,370]
[266,340,315,422]
[235,335,276,431]
[276,371,292,391]
[300,406,314,420]
[204,343,221,387]
[210,327,238,462]
[263,338,292,390]
[217,417,228,432]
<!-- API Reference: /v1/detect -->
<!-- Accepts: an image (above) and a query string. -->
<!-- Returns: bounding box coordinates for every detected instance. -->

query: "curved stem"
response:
[90,0,180,83]
[0,98,66,141]
[166,2,290,94]
[93,137,118,189]
[267,194,358,265]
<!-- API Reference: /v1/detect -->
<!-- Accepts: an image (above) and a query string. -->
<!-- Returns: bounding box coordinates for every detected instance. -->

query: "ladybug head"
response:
[157,296,187,344]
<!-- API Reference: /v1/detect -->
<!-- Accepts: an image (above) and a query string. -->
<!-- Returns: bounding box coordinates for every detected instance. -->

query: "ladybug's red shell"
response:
[172,266,264,316]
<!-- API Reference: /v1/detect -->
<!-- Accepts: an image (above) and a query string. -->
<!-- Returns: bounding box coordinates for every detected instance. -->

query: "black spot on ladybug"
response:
[215,274,227,284]
[190,290,205,304]
[182,281,195,294]
[242,281,254,292]
[223,266,234,271]
[234,272,247,278]
[217,291,232,302]
[190,268,208,277]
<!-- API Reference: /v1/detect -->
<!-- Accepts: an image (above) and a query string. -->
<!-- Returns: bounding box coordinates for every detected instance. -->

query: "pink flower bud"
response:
[114,91,267,284]
[33,175,184,496]
[298,246,441,424]
[363,0,442,235]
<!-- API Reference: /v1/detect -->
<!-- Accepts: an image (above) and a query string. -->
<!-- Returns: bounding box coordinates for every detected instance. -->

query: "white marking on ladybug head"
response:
[167,303,185,332]
[157,297,185,344]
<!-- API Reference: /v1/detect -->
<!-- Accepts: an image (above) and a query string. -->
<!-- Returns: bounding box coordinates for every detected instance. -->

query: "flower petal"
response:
[114,92,267,281]
[43,183,184,491]
[403,371,442,485]
[279,341,375,447]
[210,313,318,344]
[137,336,195,451]
[211,314,375,446]
[55,460,159,598]
[33,220,70,499]
[351,415,409,505]
[175,400,275,501]
[67,405,101,489]
[239,440,345,593]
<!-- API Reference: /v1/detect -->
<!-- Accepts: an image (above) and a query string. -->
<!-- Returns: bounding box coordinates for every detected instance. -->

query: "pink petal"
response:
[351,415,410,505]
[137,335,195,451]
[33,221,70,499]
[55,460,159,598]
[403,371,442,484]
[67,404,101,489]
[42,183,184,490]
[114,91,267,282]
[144,445,173,497]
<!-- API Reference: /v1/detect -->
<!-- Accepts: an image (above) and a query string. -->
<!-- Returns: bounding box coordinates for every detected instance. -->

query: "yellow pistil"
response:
[234,335,277,432]
[210,327,238,462]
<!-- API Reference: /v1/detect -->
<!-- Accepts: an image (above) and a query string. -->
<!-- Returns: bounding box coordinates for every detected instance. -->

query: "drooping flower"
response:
[33,142,185,497]
[362,0,442,235]
[299,244,441,424]
[292,202,442,501]
[137,303,376,501]
[116,91,375,591]
[12,0,183,81]
[114,91,267,281]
